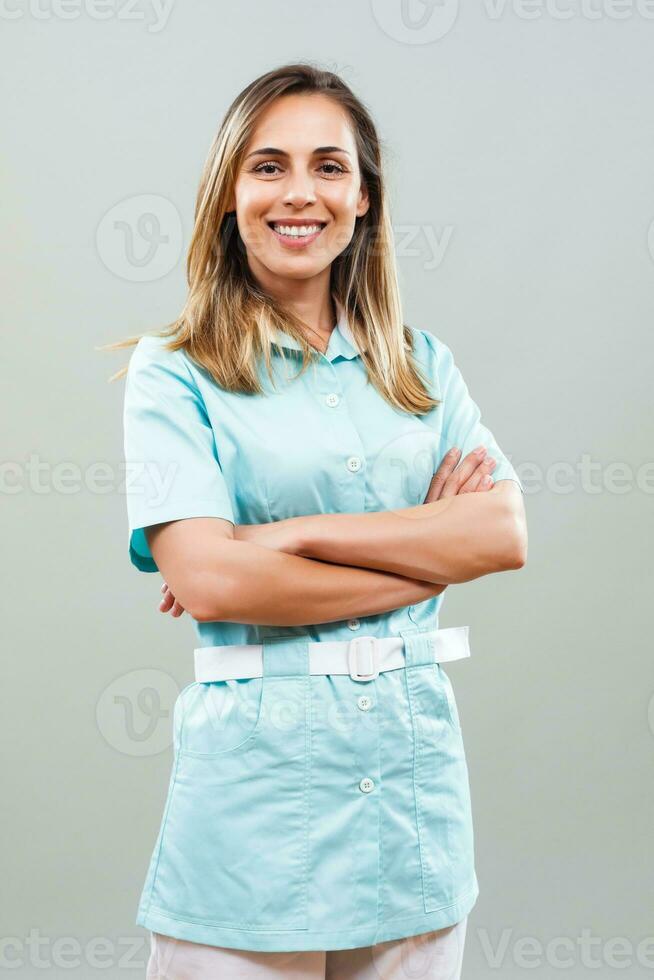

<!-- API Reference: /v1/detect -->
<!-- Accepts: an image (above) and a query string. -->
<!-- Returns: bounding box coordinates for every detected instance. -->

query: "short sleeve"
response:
[421,330,524,493]
[123,336,236,573]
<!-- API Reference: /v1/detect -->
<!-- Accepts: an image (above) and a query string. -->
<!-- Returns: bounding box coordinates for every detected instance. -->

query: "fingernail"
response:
[475,446,486,456]
[448,448,460,457]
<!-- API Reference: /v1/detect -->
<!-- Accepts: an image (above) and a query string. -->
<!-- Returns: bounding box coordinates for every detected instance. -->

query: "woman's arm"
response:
[287,478,527,586]
[232,447,525,587]
[156,450,510,625]
[147,517,447,626]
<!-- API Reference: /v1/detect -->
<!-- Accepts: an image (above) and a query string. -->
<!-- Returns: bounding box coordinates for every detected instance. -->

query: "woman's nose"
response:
[282,174,318,206]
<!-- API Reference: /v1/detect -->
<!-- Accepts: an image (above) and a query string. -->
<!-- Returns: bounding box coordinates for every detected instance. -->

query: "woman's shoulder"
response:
[128,333,192,376]
[130,332,183,360]
[124,334,202,402]
[405,324,451,364]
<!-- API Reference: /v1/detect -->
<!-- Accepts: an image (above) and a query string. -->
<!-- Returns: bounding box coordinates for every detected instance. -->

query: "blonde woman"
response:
[110,62,527,979]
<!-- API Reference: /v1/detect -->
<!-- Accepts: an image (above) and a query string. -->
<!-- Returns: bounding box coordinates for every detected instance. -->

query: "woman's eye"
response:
[319,161,345,175]
[252,161,282,175]
[252,160,345,176]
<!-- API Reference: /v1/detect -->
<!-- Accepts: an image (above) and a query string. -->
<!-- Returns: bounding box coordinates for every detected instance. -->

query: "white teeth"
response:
[271,224,323,238]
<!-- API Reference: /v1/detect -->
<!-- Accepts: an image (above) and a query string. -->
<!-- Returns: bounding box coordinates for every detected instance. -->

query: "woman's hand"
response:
[417,445,497,597]
[423,445,496,503]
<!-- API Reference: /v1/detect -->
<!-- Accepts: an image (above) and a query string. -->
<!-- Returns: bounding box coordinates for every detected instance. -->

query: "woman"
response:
[111,63,527,979]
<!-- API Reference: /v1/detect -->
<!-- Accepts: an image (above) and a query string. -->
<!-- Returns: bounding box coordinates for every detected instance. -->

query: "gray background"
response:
[2,1,653,977]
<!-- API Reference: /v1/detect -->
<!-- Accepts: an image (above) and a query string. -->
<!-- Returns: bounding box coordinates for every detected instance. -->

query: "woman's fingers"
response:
[159,583,186,617]
[159,586,174,613]
[423,447,462,503]
[457,455,497,494]
[437,446,490,498]
[425,446,497,502]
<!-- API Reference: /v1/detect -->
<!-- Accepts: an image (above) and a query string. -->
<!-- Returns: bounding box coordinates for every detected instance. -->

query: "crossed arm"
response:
[147,448,527,626]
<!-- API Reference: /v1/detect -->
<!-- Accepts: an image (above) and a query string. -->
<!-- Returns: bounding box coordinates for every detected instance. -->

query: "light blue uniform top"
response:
[123,298,523,952]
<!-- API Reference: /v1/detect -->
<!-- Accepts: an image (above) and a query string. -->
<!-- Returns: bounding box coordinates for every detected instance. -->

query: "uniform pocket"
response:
[177,678,265,758]
[409,664,475,913]
[148,674,310,930]
[435,664,462,733]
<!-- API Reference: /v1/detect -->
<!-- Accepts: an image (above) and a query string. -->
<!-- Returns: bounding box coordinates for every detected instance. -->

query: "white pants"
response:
[146,916,468,979]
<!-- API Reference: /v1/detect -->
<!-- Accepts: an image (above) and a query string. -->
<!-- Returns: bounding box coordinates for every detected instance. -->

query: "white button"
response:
[347,619,360,631]
[346,456,362,472]
[359,777,375,793]
[357,695,372,711]
[325,392,340,407]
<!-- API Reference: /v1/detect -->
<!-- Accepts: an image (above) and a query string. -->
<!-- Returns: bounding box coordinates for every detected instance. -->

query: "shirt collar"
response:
[272,294,365,362]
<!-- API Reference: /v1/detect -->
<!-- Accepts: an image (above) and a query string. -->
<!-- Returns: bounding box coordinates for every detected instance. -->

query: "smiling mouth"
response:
[267,221,327,240]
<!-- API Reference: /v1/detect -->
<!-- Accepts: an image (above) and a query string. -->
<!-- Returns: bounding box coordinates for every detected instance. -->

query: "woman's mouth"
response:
[267,221,326,249]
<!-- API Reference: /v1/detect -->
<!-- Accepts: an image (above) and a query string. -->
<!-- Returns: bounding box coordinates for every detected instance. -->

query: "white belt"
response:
[194,626,470,684]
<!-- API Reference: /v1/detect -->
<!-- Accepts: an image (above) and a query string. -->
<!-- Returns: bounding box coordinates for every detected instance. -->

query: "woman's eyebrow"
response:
[245,145,351,160]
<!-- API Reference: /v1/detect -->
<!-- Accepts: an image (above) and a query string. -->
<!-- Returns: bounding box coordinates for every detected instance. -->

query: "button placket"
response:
[319,363,366,507]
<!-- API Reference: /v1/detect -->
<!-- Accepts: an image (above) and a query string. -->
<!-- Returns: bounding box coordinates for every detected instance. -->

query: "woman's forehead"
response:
[245,95,355,154]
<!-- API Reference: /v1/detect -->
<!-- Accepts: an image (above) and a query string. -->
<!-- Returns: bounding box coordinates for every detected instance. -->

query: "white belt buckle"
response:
[348,635,379,682]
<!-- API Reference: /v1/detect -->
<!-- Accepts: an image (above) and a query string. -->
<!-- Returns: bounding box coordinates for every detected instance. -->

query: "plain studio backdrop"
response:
[2,2,652,977]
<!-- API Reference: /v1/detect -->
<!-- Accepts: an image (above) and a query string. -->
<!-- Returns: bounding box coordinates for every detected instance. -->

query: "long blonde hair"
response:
[100,62,439,415]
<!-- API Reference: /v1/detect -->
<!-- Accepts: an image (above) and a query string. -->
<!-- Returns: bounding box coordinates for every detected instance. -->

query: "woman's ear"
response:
[357,183,370,219]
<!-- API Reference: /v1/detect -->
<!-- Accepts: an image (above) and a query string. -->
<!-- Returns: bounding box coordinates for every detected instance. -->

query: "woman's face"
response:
[231,93,370,288]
